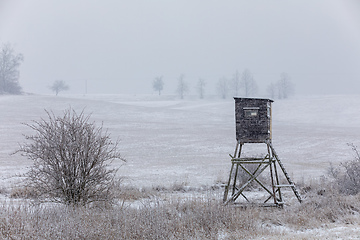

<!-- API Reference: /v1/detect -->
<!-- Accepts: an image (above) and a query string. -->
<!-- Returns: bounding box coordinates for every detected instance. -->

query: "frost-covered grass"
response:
[1,93,360,238]
[2,181,360,239]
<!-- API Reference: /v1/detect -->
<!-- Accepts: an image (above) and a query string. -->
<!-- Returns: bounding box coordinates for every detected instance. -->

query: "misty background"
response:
[1,0,359,96]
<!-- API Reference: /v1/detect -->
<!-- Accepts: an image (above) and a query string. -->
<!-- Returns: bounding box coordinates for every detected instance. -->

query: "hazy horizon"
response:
[1,0,359,96]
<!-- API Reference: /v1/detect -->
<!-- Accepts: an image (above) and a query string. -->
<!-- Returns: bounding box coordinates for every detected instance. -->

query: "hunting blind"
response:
[223,97,302,207]
[235,98,272,143]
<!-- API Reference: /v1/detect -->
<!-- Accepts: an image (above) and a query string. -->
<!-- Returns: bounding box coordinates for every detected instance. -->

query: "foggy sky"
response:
[1,0,360,96]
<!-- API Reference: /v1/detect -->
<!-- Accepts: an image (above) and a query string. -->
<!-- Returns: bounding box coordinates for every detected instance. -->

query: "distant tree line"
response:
[1,42,294,98]
[152,69,294,100]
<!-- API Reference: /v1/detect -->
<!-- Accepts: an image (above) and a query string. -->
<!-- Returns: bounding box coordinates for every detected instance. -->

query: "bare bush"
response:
[283,178,360,229]
[16,108,125,206]
[328,143,360,195]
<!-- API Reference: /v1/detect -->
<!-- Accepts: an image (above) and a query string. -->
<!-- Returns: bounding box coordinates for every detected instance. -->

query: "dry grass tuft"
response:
[10,186,39,199]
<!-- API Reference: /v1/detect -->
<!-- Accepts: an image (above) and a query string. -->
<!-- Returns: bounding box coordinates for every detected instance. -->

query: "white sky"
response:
[1,0,360,96]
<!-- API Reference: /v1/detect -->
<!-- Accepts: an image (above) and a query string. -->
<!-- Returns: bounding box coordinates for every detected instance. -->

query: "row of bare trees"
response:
[153,69,294,99]
[1,43,293,98]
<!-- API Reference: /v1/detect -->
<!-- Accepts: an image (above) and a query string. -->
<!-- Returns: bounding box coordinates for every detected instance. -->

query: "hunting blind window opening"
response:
[244,108,259,117]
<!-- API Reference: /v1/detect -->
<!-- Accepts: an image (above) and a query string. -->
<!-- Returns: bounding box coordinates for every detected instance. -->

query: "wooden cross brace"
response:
[224,159,279,205]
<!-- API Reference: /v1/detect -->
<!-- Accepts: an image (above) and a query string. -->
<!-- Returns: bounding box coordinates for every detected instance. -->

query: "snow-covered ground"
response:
[1,93,359,190]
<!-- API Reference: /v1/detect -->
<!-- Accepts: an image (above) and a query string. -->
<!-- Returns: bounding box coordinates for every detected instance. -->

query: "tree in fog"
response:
[153,76,164,95]
[277,72,294,99]
[266,82,277,99]
[196,78,206,99]
[217,77,229,99]
[240,69,258,97]
[176,74,189,99]
[0,43,24,94]
[16,108,125,206]
[51,80,69,96]
[231,70,241,96]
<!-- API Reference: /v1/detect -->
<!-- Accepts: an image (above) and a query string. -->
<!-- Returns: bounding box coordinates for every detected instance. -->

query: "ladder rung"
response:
[232,161,271,164]
[275,184,295,188]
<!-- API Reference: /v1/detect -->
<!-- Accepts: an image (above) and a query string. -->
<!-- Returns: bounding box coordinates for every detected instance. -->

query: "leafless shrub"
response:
[328,143,360,195]
[282,180,360,229]
[15,107,125,206]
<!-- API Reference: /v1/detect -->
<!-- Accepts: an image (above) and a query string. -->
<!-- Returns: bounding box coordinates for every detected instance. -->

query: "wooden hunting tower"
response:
[223,97,302,207]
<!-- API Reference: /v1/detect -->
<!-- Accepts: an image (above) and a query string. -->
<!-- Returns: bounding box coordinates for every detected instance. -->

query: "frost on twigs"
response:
[16,107,125,206]
[328,143,360,195]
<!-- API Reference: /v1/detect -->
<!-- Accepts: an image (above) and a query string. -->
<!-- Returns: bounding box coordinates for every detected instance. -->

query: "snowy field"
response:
[1,93,360,191]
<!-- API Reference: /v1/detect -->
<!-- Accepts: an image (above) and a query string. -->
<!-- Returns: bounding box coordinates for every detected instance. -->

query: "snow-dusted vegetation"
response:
[1,94,360,238]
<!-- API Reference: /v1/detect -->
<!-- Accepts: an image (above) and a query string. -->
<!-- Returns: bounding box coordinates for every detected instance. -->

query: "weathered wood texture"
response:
[234,97,273,143]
